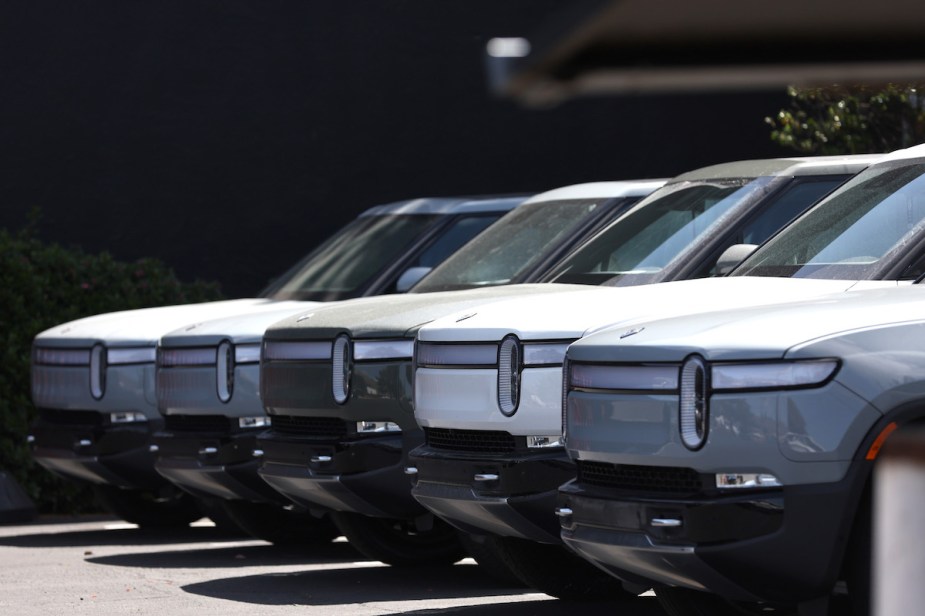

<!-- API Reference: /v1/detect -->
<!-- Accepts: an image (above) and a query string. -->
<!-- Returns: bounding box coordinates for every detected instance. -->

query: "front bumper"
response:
[30,409,164,490]
[555,362,882,604]
[152,425,282,503]
[558,472,861,604]
[258,353,428,518]
[256,425,423,518]
[408,442,573,543]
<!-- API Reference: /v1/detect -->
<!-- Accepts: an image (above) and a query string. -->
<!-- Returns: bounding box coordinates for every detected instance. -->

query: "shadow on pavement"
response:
[182,562,667,614]
[86,540,363,569]
[0,524,245,549]
[183,562,532,605]
[397,596,668,616]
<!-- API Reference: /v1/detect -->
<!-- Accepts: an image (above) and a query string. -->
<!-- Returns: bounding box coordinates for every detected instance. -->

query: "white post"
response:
[874,428,925,616]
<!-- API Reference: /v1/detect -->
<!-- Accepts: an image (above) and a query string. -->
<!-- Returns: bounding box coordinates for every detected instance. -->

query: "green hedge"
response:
[0,225,223,513]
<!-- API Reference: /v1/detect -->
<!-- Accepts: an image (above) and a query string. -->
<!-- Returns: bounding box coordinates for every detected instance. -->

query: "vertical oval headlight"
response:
[216,341,234,403]
[679,355,708,450]
[90,344,106,400]
[561,356,570,442]
[332,335,351,404]
[497,336,521,416]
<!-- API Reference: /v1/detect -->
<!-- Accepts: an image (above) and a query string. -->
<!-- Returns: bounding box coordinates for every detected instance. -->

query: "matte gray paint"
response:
[566,286,925,487]
[158,364,261,418]
[567,382,876,485]
[33,363,157,418]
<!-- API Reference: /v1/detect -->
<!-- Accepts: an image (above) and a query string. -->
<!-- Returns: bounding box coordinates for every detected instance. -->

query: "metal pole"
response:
[874,427,925,616]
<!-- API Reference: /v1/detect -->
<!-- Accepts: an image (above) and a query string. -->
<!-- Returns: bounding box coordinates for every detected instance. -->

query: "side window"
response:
[410,215,500,268]
[384,214,503,293]
[740,178,845,245]
[692,178,848,279]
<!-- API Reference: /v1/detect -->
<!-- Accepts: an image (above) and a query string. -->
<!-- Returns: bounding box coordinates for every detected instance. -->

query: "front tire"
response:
[843,485,871,616]
[92,484,202,528]
[658,485,872,616]
[486,536,635,600]
[656,587,797,616]
[192,496,247,533]
[219,500,339,545]
[329,511,465,566]
[458,533,526,586]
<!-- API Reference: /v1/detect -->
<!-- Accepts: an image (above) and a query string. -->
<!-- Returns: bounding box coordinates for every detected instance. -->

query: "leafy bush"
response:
[0,223,223,513]
[766,84,925,154]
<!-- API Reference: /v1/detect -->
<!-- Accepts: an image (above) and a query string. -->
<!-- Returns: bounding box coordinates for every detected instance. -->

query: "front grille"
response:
[164,414,233,432]
[424,427,516,453]
[270,415,349,439]
[577,460,704,494]
[38,408,103,427]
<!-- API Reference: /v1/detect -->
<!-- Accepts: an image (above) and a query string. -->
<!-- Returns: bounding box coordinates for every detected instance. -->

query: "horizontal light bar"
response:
[33,348,91,366]
[159,347,215,367]
[110,411,147,424]
[569,364,679,391]
[239,416,271,429]
[357,421,402,434]
[716,473,782,489]
[523,343,572,366]
[354,339,414,361]
[234,344,261,364]
[711,360,839,391]
[416,343,497,366]
[108,347,157,365]
[263,340,332,361]
[526,435,564,449]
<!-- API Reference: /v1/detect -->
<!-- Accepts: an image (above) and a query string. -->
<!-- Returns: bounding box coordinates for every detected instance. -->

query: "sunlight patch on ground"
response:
[103,522,140,530]
[362,593,554,612]
[190,518,217,527]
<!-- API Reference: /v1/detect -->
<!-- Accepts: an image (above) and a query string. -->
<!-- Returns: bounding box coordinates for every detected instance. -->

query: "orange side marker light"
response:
[866,421,899,460]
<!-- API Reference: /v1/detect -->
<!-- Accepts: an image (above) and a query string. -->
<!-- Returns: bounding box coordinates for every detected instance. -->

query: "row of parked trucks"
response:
[30,144,925,615]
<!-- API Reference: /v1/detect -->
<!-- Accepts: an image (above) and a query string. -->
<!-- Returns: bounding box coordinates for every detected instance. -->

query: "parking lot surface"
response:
[0,515,667,615]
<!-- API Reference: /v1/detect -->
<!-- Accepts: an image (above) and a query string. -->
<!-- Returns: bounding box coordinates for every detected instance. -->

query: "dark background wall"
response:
[0,0,789,298]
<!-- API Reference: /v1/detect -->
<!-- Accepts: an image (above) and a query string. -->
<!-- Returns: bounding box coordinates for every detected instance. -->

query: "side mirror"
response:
[715,244,758,276]
[395,266,432,292]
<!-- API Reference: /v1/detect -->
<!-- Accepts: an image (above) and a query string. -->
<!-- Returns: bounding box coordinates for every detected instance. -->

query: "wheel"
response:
[657,488,873,616]
[192,496,248,534]
[92,484,202,528]
[656,587,797,616]
[329,511,465,566]
[657,587,746,616]
[219,499,339,545]
[488,536,634,600]
[457,533,527,586]
[842,486,871,616]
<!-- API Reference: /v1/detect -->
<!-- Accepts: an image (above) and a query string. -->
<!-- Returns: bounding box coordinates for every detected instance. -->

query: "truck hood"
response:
[416,277,901,342]
[34,298,282,348]
[568,284,925,363]
[263,284,583,341]
[159,301,316,347]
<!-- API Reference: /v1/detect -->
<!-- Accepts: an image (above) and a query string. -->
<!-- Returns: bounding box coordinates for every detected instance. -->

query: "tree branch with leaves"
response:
[767,84,925,155]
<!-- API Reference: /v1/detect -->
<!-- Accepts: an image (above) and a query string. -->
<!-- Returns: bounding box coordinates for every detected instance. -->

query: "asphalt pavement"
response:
[0,515,669,615]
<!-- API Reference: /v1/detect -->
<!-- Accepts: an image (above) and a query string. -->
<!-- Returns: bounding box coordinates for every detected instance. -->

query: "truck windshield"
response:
[547,178,771,286]
[264,214,440,300]
[411,198,617,292]
[733,161,925,279]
